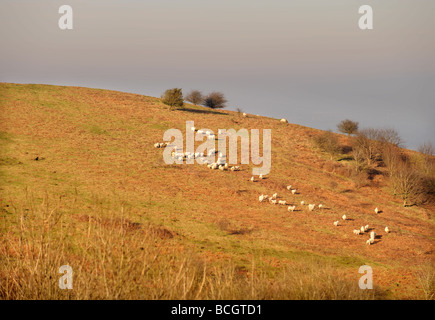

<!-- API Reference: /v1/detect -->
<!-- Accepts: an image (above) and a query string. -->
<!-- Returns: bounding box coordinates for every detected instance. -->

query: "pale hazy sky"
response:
[1,0,434,150]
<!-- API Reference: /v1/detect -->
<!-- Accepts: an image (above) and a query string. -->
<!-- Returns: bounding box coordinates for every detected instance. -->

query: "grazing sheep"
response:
[280,118,288,123]
[342,215,347,221]
[375,207,379,214]
[353,229,361,235]
[366,239,373,245]
[300,201,305,206]
[154,143,161,148]
[291,189,297,195]
[370,231,376,240]
[259,195,265,202]
[318,204,323,210]
[288,206,296,212]
[219,165,225,171]
[230,166,240,171]
[308,204,315,211]
[360,226,365,233]
[278,200,287,205]
[250,176,255,182]
[287,185,292,190]
[385,227,390,233]
[270,199,277,205]
[364,225,369,232]
[259,174,263,179]
[334,221,339,227]
[272,193,277,199]
[191,127,196,132]
[242,113,247,117]
[224,163,229,169]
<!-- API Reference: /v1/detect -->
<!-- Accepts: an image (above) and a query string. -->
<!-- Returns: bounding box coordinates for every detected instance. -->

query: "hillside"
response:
[0,83,434,299]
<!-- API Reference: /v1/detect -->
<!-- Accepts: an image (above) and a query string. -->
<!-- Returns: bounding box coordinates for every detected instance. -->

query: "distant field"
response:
[0,83,433,299]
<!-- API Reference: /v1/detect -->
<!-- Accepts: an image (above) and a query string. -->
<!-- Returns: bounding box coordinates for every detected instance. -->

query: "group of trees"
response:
[161,88,227,111]
[346,122,433,207]
[313,118,434,207]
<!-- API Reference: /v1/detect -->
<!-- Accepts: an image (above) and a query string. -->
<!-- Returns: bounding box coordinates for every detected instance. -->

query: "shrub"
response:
[313,131,342,160]
[203,92,227,109]
[184,90,204,106]
[161,88,184,110]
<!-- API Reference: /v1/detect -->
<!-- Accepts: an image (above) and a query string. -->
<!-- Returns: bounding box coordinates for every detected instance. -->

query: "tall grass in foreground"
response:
[1,190,385,300]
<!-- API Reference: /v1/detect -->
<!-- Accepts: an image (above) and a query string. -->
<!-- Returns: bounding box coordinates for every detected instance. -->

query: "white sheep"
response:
[270,199,277,205]
[278,200,287,206]
[300,201,305,206]
[154,143,160,148]
[334,221,339,227]
[288,206,296,212]
[242,112,247,117]
[287,185,292,190]
[308,204,315,211]
[364,225,369,232]
[159,143,165,148]
[291,189,297,195]
[191,127,196,132]
[385,227,390,233]
[342,215,347,221]
[272,193,277,199]
[280,118,288,123]
[370,231,376,240]
[259,174,263,179]
[259,195,265,202]
[219,165,225,171]
[353,229,361,235]
[366,239,373,245]
[360,226,365,233]
[318,204,323,210]
[375,207,379,214]
[250,176,255,182]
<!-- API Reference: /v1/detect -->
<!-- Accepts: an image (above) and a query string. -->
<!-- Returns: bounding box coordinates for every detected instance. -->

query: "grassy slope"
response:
[0,83,433,299]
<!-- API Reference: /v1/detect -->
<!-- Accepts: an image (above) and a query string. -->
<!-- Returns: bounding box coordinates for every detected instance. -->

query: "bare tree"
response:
[203,92,227,109]
[391,163,426,207]
[418,142,435,176]
[352,128,381,167]
[161,88,184,111]
[377,128,403,147]
[337,119,359,136]
[418,142,434,156]
[185,90,204,106]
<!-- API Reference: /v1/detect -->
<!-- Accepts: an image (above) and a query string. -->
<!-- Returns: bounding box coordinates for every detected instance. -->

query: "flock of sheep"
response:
[258,184,391,246]
[154,124,391,247]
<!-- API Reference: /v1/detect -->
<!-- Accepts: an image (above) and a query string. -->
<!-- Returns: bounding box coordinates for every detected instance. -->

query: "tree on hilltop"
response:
[161,88,184,111]
[203,92,227,109]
